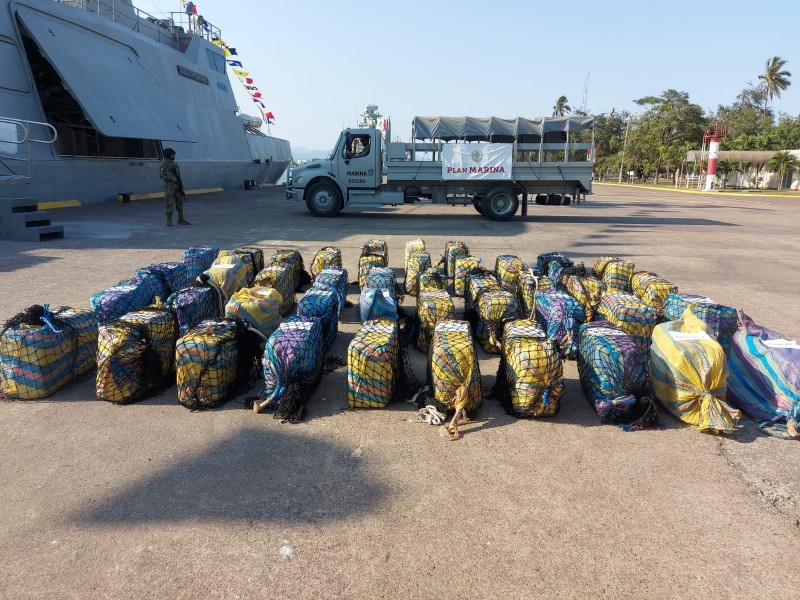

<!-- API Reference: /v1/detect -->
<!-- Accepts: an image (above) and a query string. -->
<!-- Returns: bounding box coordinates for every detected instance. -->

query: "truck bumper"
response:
[285,186,303,202]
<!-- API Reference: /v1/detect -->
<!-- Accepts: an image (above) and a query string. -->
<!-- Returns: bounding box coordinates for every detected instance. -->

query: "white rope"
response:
[407,384,430,405]
[410,405,446,426]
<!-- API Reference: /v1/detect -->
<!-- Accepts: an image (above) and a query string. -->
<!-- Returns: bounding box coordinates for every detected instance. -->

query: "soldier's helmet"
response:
[163,148,176,158]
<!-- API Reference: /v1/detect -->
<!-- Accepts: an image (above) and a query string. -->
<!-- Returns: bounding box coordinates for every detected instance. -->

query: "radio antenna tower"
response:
[580,72,590,113]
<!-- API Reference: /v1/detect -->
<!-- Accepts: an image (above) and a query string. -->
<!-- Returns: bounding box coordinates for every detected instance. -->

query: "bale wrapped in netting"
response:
[96,307,179,404]
[453,255,481,298]
[184,246,219,281]
[533,252,573,277]
[465,269,501,310]
[596,293,657,355]
[0,305,96,400]
[517,272,553,319]
[631,271,677,318]
[268,249,311,292]
[404,238,425,264]
[135,262,189,302]
[360,268,399,323]
[348,320,399,408]
[313,267,349,314]
[347,319,418,408]
[495,255,524,295]
[363,239,389,264]
[175,319,263,410]
[534,289,585,359]
[663,293,738,355]
[358,252,387,292]
[255,264,295,315]
[577,321,659,428]
[493,320,563,418]
[418,267,447,294]
[224,287,283,338]
[471,289,518,354]
[204,251,249,299]
[311,246,342,280]
[444,240,469,279]
[416,290,455,352]
[253,316,324,423]
[405,251,431,296]
[233,247,265,277]
[165,286,222,337]
[593,256,635,292]
[650,309,738,434]
[430,320,483,439]
[297,287,339,352]
[90,276,158,324]
[727,311,800,439]
[564,274,606,322]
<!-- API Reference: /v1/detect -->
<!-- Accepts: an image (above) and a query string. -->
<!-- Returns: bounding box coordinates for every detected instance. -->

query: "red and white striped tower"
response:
[703,121,726,191]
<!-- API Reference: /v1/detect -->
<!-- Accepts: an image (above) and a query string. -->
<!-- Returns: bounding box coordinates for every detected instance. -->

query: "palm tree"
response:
[767,151,798,190]
[552,96,571,117]
[758,56,791,116]
[716,158,741,189]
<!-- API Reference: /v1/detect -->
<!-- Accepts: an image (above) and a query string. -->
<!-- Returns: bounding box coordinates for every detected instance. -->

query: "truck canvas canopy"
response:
[412,116,593,142]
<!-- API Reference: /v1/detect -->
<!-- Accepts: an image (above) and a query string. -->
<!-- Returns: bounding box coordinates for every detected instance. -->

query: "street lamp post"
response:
[618,119,631,183]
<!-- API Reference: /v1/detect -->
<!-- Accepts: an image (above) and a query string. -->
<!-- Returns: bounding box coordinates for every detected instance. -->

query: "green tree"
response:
[552,96,571,117]
[758,56,792,117]
[767,151,798,190]
[716,85,767,141]
[631,89,706,183]
[770,116,800,149]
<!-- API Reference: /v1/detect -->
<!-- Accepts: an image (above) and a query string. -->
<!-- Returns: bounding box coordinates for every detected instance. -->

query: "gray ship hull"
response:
[0,0,292,204]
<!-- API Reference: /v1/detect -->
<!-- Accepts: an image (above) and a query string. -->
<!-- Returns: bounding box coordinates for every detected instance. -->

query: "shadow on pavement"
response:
[74,426,386,526]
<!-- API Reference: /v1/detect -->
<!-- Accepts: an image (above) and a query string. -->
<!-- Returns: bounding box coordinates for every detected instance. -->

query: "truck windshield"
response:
[328,134,343,161]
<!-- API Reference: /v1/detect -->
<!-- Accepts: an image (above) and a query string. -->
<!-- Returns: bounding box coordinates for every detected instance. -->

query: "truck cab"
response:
[286,128,384,216]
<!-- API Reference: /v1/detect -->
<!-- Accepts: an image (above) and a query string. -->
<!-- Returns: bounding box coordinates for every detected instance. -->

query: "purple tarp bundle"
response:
[728,311,800,439]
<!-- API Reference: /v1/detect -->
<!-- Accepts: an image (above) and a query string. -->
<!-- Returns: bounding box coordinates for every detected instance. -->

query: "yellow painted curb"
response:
[37,199,81,210]
[594,182,800,198]
[116,187,225,202]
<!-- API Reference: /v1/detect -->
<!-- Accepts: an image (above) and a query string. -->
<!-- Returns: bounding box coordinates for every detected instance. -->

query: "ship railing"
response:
[0,117,58,182]
[56,1,222,49]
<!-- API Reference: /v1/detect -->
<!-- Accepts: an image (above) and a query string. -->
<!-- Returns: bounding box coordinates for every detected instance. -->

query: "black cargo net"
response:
[181,318,264,411]
[96,307,179,404]
[193,272,228,316]
[1,305,81,400]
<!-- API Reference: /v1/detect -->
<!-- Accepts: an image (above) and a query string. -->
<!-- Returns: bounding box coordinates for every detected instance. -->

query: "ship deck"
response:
[1,185,799,598]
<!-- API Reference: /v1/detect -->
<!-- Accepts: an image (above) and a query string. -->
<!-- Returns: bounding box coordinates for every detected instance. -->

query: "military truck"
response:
[286,115,594,221]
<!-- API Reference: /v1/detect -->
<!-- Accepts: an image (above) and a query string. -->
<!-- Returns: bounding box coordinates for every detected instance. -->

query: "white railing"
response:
[0,117,58,180]
[56,0,223,47]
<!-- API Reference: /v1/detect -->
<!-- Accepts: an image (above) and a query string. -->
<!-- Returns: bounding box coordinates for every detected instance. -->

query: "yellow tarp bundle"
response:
[502,320,563,417]
[476,290,518,354]
[311,246,342,279]
[495,255,524,295]
[347,319,398,408]
[205,251,249,298]
[453,255,481,298]
[430,321,482,414]
[404,251,431,296]
[358,254,386,291]
[650,309,740,434]
[96,308,177,404]
[593,256,634,292]
[631,271,677,317]
[224,287,282,338]
[404,238,426,264]
[564,275,606,322]
[255,265,295,315]
[417,290,455,352]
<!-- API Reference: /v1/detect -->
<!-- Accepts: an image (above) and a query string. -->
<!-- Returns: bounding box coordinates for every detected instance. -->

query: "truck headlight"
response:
[295,176,305,185]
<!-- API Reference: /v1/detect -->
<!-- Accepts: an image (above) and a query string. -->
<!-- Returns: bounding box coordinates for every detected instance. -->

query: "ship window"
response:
[206,48,226,74]
[0,40,30,93]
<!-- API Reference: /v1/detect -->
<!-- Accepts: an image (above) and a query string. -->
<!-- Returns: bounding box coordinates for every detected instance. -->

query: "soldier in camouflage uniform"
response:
[159,148,190,226]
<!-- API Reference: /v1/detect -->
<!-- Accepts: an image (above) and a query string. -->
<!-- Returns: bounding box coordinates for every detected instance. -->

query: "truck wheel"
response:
[473,200,484,214]
[306,182,342,217]
[482,188,519,221]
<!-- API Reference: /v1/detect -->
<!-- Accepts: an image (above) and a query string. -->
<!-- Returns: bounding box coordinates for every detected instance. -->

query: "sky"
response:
[145,0,800,151]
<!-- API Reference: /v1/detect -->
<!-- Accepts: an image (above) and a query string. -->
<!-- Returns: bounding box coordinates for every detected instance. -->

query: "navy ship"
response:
[0,0,292,207]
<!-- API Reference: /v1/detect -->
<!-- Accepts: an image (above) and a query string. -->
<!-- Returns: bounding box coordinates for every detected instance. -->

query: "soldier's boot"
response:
[177,215,191,225]
[166,215,173,227]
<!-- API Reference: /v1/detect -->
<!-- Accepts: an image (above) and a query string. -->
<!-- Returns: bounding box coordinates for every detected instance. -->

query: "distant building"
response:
[685,150,800,190]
